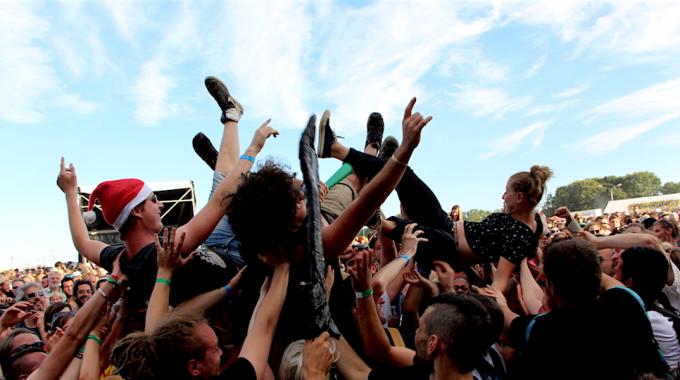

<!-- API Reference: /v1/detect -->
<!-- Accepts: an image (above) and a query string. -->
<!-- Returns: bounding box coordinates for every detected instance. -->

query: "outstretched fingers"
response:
[403,97,417,120]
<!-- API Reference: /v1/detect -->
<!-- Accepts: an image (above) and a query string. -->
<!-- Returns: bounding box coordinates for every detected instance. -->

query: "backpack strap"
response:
[525,313,546,349]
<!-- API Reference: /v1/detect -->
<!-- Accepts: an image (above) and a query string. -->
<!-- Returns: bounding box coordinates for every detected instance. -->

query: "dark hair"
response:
[508,165,554,208]
[111,315,208,380]
[620,247,668,306]
[73,280,93,307]
[44,302,71,332]
[226,161,300,264]
[426,293,496,373]
[543,239,602,306]
[60,277,74,290]
[0,328,42,380]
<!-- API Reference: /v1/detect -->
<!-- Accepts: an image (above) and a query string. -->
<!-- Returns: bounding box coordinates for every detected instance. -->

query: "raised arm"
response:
[176,121,278,253]
[28,256,126,380]
[174,266,245,317]
[518,258,544,314]
[145,228,194,333]
[57,158,108,265]
[371,224,426,296]
[239,261,290,380]
[323,98,432,257]
[349,250,415,367]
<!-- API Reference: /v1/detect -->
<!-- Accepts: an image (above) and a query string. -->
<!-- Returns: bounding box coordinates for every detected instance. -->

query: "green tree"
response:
[620,172,661,198]
[550,179,609,212]
[465,209,493,222]
[660,181,680,195]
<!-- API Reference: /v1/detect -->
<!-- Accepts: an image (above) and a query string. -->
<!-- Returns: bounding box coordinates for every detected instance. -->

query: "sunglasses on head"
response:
[9,341,46,362]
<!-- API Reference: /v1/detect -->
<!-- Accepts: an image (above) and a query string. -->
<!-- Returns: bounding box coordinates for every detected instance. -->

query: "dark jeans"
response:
[344,149,458,270]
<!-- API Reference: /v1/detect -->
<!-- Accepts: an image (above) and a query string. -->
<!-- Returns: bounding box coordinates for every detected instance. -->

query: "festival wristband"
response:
[155,278,171,286]
[106,277,120,286]
[398,254,411,263]
[87,334,102,346]
[355,288,374,299]
[78,346,85,354]
[240,154,255,162]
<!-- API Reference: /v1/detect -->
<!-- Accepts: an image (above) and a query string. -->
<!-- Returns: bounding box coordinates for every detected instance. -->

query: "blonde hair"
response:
[509,165,554,207]
[279,338,338,380]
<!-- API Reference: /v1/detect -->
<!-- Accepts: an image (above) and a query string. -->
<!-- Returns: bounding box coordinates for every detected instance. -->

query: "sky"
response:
[1,0,679,269]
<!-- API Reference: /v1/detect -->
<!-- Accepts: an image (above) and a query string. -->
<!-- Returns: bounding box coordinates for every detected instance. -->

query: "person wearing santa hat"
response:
[56,77,278,321]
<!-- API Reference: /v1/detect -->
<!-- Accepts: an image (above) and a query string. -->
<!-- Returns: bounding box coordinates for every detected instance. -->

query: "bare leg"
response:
[215,120,239,174]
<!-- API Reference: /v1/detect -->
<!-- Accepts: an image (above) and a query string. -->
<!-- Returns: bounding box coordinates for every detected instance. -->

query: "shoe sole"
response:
[317,110,330,158]
[205,76,244,115]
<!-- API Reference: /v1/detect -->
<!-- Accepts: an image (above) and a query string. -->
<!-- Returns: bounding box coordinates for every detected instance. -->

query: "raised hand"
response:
[155,227,193,272]
[0,301,34,328]
[303,332,334,379]
[57,157,78,195]
[248,118,279,153]
[554,207,572,222]
[475,285,508,307]
[433,260,455,293]
[347,250,372,292]
[400,223,428,255]
[400,97,432,153]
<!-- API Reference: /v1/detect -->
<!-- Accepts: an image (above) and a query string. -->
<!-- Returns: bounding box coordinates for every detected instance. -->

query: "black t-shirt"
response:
[508,287,667,380]
[368,360,430,380]
[215,357,256,380]
[464,213,542,264]
[100,243,233,310]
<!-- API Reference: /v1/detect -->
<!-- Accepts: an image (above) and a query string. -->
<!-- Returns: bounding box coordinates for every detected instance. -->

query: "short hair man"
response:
[0,329,47,380]
[73,280,93,309]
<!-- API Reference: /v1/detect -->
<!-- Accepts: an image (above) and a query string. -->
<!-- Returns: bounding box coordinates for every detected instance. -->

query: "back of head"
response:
[226,161,299,264]
[279,340,306,380]
[426,293,496,373]
[620,247,668,306]
[509,165,553,208]
[543,239,601,306]
[110,332,158,380]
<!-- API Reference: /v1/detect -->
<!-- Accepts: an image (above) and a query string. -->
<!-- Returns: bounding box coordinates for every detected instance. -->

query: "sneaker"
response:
[204,76,244,124]
[365,112,384,150]
[378,136,399,160]
[317,110,336,158]
[192,132,218,171]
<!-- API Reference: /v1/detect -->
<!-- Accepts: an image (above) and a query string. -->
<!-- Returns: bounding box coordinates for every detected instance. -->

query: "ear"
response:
[187,359,202,377]
[427,334,440,356]
[129,205,144,219]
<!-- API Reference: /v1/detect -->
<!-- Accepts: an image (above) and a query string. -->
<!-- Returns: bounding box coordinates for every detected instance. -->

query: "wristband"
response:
[106,277,120,286]
[240,154,255,163]
[355,288,374,299]
[223,285,234,298]
[110,273,122,281]
[78,346,85,354]
[390,155,407,167]
[155,278,172,286]
[87,334,102,345]
[398,254,411,263]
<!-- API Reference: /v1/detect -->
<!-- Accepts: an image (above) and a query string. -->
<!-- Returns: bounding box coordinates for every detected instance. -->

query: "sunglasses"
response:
[9,341,46,362]
[25,291,45,300]
[49,311,76,332]
[148,193,159,203]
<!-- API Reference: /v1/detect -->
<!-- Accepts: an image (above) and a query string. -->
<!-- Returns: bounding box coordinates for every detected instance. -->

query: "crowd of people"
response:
[1,76,680,380]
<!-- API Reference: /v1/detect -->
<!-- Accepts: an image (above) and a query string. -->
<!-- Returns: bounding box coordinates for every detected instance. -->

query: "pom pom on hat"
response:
[82,211,97,226]
[87,179,153,230]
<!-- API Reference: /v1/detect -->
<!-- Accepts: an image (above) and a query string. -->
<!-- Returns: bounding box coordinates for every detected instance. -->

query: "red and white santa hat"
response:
[84,179,154,230]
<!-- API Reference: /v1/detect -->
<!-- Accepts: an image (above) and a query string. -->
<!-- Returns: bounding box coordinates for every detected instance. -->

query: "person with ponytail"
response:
[321,137,553,292]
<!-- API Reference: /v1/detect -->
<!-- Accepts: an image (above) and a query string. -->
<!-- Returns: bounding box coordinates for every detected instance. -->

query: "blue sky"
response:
[1,0,679,269]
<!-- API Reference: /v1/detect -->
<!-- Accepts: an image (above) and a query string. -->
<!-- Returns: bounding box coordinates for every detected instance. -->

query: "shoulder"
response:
[99,244,126,270]
[218,357,256,380]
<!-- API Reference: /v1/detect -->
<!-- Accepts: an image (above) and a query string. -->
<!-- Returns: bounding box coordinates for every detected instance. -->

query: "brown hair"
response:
[509,165,554,208]
[111,315,208,380]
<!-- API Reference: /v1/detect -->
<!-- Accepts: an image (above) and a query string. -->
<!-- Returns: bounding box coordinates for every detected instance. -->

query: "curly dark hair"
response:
[226,161,301,264]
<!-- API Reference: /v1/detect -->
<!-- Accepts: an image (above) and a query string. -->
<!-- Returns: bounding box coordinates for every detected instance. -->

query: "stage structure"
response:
[78,181,196,250]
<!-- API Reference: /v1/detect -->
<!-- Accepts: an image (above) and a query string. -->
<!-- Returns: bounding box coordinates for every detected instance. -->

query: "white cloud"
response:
[0,2,58,123]
[479,121,549,159]
[102,0,144,45]
[449,86,532,119]
[499,1,680,55]
[56,95,102,114]
[527,99,578,116]
[584,78,680,121]
[553,83,589,98]
[524,55,546,78]
[132,60,184,126]
[575,113,680,154]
